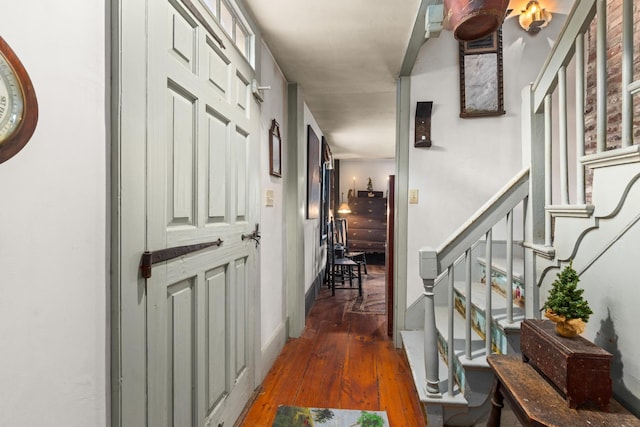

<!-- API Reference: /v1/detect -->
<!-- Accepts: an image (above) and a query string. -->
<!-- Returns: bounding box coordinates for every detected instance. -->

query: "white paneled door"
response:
[116,0,260,426]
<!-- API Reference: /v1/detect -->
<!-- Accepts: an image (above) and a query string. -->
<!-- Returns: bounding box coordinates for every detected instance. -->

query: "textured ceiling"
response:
[243,0,422,159]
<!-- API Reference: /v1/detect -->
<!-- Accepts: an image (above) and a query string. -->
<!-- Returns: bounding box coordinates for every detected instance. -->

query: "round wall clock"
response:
[0,36,38,164]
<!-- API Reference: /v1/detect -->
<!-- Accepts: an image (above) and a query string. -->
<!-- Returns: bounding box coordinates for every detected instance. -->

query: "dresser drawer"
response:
[349,197,387,217]
[349,228,386,242]
[348,216,386,230]
[350,208,386,218]
[350,240,386,253]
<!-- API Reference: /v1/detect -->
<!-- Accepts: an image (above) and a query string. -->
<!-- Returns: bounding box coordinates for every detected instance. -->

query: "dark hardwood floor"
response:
[237,264,426,426]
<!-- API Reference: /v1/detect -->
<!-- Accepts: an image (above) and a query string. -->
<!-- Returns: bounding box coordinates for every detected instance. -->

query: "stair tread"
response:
[401,330,469,405]
[453,281,525,324]
[434,306,489,366]
[477,256,524,281]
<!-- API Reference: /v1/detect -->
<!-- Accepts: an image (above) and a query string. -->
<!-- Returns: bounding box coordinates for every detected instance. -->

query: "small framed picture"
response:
[269,119,282,177]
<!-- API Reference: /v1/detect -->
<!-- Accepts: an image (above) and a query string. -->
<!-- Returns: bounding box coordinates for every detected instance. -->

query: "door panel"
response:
[206,110,229,222]
[168,85,196,227]
[170,7,196,69]
[143,0,258,426]
[235,129,248,220]
[232,257,247,377]
[167,278,195,427]
[207,42,230,96]
[205,266,227,412]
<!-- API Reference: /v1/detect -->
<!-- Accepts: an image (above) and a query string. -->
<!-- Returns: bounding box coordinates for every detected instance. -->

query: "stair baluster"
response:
[621,0,634,148]
[544,93,553,247]
[506,210,514,324]
[596,0,607,153]
[465,249,472,358]
[447,265,455,395]
[484,230,493,355]
[575,32,586,205]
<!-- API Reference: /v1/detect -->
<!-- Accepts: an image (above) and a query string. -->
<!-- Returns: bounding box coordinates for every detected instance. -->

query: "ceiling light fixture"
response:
[519,1,552,34]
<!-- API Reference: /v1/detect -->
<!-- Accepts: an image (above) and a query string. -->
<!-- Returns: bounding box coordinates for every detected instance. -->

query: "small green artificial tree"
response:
[367,177,373,192]
[542,261,593,322]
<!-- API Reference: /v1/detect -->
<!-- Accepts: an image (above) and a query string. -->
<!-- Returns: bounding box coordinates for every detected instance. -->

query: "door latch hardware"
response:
[241,223,261,247]
[140,238,223,278]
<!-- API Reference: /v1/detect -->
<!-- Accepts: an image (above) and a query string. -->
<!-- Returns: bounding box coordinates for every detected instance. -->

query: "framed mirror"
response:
[459,29,505,118]
[269,119,282,177]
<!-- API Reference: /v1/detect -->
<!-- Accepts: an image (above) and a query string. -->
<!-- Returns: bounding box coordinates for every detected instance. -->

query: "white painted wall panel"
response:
[406,16,567,305]
[0,2,106,426]
[257,42,287,364]
[339,159,394,197]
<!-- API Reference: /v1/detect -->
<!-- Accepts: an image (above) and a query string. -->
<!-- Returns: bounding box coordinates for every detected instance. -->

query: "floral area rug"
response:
[272,406,389,426]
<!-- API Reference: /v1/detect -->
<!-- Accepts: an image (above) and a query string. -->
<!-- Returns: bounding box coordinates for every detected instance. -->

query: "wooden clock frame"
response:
[0,36,38,164]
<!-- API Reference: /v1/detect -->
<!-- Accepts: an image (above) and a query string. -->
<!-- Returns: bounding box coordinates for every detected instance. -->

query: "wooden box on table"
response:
[520,319,612,410]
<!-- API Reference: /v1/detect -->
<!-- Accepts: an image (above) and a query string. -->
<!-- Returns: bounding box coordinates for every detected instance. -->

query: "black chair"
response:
[335,217,367,274]
[326,219,362,296]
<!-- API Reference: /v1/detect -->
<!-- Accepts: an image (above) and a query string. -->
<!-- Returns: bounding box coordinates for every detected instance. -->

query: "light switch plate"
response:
[265,189,274,206]
[409,189,419,204]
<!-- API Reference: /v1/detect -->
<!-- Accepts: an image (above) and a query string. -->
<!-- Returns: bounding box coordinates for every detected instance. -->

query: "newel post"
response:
[420,247,440,396]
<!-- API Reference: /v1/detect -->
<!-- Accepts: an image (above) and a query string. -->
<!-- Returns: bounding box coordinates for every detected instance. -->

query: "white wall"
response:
[405,16,566,304]
[0,2,107,426]
[580,223,640,416]
[258,42,287,365]
[339,158,395,198]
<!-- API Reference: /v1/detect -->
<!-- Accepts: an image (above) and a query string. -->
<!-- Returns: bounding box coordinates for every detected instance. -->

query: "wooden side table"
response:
[486,355,640,427]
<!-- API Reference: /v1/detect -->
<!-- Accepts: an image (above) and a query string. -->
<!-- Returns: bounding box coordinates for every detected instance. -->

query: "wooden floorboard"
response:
[237,265,427,426]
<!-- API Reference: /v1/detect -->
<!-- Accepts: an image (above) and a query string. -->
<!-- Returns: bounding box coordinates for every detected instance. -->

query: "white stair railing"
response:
[419,169,529,397]
[526,0,638,244]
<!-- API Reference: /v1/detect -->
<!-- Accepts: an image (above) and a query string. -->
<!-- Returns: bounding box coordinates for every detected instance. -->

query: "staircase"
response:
[402,0,640,425]
[401,170,529,427]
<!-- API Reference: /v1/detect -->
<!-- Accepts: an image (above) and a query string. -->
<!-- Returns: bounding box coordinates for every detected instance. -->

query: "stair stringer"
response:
[537,165,640,287]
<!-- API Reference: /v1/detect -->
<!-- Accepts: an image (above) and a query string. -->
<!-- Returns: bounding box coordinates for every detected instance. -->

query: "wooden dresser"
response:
[347,195,387,253]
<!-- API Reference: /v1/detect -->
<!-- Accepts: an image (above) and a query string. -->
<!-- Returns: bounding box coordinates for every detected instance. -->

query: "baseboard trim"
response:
[258,321,287,384]
[305,268,325,318]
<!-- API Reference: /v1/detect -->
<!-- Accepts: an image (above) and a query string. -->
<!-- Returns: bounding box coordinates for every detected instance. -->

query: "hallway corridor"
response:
[237,265,426,426]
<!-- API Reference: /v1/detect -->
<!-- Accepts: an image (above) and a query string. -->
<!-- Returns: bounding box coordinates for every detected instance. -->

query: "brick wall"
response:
[583,0,640,201]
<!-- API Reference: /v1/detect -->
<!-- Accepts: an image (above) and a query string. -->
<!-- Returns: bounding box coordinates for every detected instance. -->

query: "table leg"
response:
[487,378,504,427]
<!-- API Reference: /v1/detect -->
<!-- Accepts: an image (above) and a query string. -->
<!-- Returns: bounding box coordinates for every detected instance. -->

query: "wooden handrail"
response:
[422,168,529,276]
[532,0,596,112]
